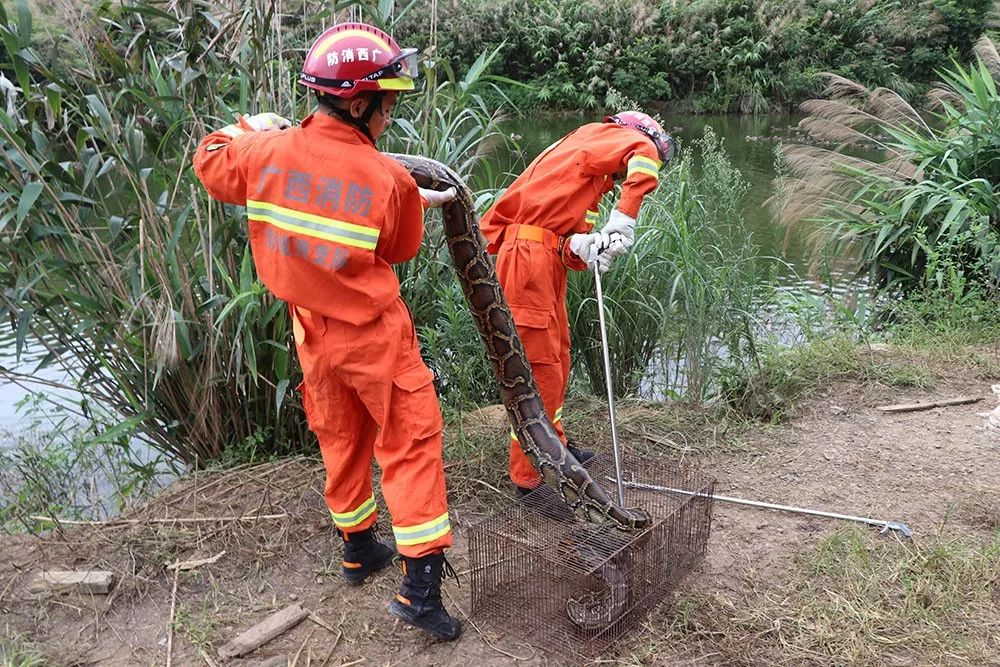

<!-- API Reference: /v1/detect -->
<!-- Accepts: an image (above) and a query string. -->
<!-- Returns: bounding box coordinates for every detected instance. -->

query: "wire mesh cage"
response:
[468,454,714,656]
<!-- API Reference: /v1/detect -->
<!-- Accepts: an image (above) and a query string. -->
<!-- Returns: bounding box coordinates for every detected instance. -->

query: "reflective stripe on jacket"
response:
[193,113,426,326]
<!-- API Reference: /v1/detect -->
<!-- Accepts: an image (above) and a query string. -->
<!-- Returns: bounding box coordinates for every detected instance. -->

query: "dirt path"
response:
[706,375,999,587]
[1,358,998,666]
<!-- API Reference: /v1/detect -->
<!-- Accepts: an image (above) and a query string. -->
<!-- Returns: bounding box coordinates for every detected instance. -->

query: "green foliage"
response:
[387,44,514,412]
[777,44,1000,300]
[417,281,498,411]
[725,333,939,421]
[395,0,993,113]
[568,125,773,402]
[887,286,1000,349]
[0,0,311,466]
[0,628,46,667]
[0,407,169,533]
[0,0,513,463]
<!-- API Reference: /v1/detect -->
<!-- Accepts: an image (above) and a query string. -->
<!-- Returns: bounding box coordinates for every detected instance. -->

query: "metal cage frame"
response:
[468,454,715,656]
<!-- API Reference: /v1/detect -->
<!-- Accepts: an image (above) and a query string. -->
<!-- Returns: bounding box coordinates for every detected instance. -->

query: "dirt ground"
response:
[1,352,998,666]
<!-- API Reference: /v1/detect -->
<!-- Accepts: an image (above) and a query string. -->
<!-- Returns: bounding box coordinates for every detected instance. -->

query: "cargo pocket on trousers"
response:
[299,380,326,432]
[510,304,559,365]
[391,363,443,440]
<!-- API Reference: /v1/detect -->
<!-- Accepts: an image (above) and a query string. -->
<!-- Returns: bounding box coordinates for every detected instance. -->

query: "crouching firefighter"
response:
[192,22,461,641]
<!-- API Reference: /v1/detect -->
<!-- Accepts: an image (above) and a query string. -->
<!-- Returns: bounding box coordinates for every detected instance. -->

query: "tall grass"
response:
[775,37,1000,300]
[0,0,780,469]
[0,0,316,466]
[568,126,774,402]
[0,0,511,464]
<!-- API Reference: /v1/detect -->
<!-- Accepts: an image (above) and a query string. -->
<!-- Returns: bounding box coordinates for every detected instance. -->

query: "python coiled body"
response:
[562,525,631,631]
[391,154,651,532]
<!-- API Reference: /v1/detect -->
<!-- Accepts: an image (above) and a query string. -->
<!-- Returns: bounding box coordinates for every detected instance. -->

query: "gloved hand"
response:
[603,232,629,259]
[239,112,292,131]
[568,231,611,266]
[592,246,615,274]
[419,186,457,208]
[602,209,637,250]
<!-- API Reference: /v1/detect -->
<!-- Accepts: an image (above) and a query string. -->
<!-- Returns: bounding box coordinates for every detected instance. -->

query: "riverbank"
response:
[2,341,997,665]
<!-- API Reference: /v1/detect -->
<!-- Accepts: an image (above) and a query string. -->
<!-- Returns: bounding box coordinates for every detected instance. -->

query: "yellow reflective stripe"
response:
[627,155,661,179]
[377,78,416,91]
[247,199,380,250]
[554,405,564,423]
[316,29,393,55]
[585,210,600,227]
[510,430,519,442]
[393,512,451,546]
[628,155,661,171]
[330,495,377,528]
[218,125,245,138]
[630,166,659,179]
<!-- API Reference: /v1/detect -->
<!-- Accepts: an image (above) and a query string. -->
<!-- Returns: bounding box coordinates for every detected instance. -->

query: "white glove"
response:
[240,112,292,131]
[604,232,629,259]
[571,230,618,263]
[593,247,615,274]
[419,186,457,208]
[602,209,637,250]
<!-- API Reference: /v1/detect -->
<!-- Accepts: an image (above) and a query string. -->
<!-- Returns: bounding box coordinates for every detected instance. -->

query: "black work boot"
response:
[339,526,396,586]
[387,553,462,641]
[566,439,596,465]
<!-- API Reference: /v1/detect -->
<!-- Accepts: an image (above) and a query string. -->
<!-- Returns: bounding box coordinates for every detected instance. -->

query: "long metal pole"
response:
[606,477,913,538]
[594,268,626,505]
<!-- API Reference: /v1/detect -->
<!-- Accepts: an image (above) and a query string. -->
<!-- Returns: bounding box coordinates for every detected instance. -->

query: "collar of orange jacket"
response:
[300,111,374,146]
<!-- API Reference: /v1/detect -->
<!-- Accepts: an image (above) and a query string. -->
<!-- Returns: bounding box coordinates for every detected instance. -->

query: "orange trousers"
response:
[293,299,452,558]
[496,225,572,488]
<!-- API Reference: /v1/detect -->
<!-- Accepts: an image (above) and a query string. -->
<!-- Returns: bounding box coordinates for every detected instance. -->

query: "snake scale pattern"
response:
[390,153,651,531]
[391,154,650,631]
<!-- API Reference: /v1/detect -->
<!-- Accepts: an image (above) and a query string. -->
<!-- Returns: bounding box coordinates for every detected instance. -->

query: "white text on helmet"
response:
[327,48,384,67]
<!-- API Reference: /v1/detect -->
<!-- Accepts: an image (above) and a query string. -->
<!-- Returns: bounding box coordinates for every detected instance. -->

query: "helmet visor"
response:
[363,48,420,83]
[657,134,676,166]
[390,48,420,79]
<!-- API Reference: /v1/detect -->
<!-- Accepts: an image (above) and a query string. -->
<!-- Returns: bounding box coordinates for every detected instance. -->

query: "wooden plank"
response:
[27,570,114,594]
[877,396,981,413]
[217,603,309,659]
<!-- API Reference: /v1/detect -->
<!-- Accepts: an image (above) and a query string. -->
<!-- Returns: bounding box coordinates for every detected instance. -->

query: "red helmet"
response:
[299,22,418,99]
[604,111,676,166]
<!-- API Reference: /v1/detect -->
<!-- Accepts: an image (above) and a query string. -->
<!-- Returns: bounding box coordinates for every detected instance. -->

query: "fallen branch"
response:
[289,628,315,667]
[307,611,338,634]
[166,551,226,571]
[166,564,180,667]
[218,603,310,659]
[30,514,287,526]
[876,396,981,413]
[198,647,220,667]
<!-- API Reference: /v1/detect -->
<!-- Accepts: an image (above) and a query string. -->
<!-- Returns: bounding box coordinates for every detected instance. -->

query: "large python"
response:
[390,153,652,533]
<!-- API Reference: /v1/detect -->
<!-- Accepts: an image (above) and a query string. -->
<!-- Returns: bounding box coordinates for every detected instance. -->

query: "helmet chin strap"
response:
[321,92,384,145]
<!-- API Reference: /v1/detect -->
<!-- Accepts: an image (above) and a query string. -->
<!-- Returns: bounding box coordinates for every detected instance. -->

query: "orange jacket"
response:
[193,113,426,326]
[480,122,661,255]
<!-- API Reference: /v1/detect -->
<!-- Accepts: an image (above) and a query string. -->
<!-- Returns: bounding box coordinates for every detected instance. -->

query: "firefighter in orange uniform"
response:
[193,23,461,641]
[480,113,675,495]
